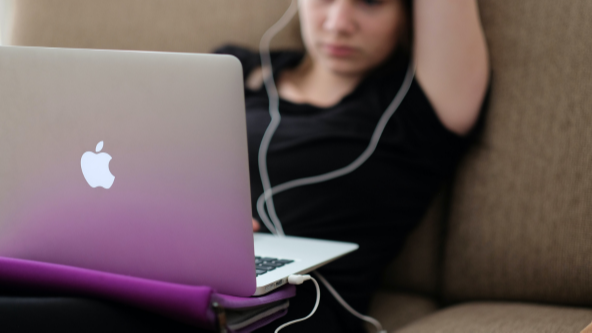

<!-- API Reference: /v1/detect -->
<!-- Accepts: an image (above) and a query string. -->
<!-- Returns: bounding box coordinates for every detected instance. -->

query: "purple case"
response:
[0,256,295,332]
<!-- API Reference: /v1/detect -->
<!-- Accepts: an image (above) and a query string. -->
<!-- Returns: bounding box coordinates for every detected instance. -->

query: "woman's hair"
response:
[372,0,413,76]
[398,0,413,56]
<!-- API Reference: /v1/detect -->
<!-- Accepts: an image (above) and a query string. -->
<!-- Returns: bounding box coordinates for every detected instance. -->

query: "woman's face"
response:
[299,0,405,77]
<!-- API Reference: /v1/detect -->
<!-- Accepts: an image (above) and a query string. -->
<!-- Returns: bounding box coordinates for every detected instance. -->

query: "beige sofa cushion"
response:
[367,291,438,333]
[6,0,303,52]
[442,0,592,306]
[395,303,592,333]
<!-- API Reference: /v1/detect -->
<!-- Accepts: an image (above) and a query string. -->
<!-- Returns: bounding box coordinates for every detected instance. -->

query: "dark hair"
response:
[398,0,413,56]
[371,0,413,76]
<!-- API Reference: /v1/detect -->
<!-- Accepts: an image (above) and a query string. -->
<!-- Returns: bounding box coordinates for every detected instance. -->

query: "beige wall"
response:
[3,0,303,53]
[0,0,16,45]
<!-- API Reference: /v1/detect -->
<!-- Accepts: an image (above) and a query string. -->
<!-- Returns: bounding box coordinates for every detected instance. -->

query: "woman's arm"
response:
[414,0,490,136]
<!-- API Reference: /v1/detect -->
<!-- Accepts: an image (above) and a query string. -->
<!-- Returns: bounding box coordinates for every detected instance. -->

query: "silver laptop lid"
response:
[0,46,257,296]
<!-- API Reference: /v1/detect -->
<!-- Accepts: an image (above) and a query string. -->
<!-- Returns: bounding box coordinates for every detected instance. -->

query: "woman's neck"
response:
[278,55,364,108]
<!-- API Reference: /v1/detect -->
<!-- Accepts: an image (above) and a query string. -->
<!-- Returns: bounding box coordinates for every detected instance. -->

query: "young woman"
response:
[216,0,489,331]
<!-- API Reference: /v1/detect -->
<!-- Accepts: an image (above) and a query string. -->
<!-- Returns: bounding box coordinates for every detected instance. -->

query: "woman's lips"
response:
[323,44,357,57]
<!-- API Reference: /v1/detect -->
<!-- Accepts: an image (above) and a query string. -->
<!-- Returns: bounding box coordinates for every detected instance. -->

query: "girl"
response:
[216,0,489,331]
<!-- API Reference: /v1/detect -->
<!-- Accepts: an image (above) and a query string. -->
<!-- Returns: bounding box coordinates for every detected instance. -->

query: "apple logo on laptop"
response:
[81,141,115,189]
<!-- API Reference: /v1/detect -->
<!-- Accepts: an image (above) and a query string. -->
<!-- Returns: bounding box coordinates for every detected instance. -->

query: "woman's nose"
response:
[323,0,357,35]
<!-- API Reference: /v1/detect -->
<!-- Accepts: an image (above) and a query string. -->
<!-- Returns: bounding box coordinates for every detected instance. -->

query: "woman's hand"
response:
[252,218,261,232]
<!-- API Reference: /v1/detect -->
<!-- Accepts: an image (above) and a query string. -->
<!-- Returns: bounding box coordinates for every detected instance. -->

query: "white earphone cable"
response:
[257,0,299,236]
[257,1,415,237]
[257,1,412,332]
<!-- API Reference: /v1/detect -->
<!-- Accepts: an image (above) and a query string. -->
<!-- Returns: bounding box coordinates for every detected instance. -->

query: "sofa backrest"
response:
[442,0,592,307]
[2,0,302,52]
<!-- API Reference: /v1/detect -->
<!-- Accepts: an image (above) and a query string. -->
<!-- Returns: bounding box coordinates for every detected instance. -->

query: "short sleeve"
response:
[392,78,473,175]
[213,45,305,85]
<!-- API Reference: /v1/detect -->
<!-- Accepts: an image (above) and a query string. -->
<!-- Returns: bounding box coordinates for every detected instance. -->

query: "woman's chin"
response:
[321,59,368,77]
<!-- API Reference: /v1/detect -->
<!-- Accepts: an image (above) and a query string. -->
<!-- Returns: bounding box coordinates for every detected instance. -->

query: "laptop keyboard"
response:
[255,256,294,277]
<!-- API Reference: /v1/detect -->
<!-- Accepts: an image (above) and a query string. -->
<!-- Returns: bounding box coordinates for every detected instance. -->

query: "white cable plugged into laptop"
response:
[314,271,387,333]
[278,273,386,333]
[275,274,320,333]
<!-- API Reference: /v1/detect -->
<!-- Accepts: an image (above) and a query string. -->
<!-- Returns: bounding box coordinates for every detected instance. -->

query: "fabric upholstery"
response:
[6,0,303,52]
[442,0,592,306]
[395,302,592,333]
[366,291,438,333]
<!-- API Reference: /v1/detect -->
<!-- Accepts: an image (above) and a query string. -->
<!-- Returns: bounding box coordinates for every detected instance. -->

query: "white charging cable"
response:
[314,271,387,333]
[279,273,386,333]
[257,1,411,332]
[275,274,320,333]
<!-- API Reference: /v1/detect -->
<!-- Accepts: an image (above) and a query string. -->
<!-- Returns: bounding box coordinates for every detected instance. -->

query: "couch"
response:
[1,0,591,332]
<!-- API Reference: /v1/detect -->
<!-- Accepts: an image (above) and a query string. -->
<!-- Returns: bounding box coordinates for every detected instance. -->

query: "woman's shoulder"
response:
[357,64,472,160]
[213,44,305,90]
[213,45,256,61]
[213,44,261,81]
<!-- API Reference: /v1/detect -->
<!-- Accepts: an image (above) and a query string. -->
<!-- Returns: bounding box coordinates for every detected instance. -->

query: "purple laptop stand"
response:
[0,256,295,332]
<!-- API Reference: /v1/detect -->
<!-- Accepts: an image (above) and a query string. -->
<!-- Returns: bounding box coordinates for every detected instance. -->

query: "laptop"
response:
[0,46,357,297]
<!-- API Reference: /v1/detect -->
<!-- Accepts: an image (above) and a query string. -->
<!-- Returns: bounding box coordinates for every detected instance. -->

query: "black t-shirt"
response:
[215,45,469,317]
